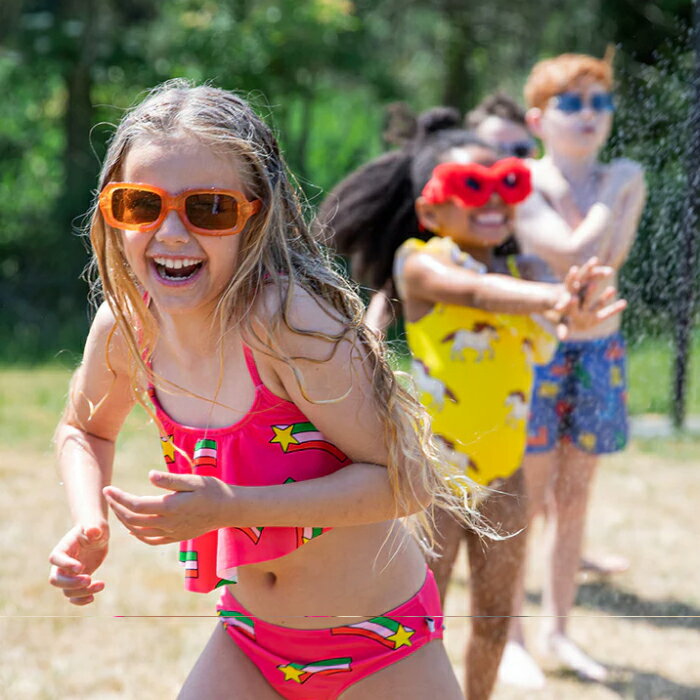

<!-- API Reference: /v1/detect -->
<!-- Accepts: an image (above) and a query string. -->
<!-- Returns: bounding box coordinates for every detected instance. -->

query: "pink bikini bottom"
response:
[216,568,444,699]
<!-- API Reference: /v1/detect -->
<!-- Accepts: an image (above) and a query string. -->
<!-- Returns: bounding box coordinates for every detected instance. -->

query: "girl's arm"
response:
[401,249,567,316]
[49,302,135,604]
[103,286,431,544]
[56,302,135,525]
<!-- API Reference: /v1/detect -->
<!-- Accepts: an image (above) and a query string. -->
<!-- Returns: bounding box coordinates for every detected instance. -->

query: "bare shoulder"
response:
[608,157,645,181]
[84,301,131,375]
[250,279,357,361]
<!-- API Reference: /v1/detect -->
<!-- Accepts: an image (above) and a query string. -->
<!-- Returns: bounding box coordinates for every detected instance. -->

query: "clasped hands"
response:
[549,257,626,340]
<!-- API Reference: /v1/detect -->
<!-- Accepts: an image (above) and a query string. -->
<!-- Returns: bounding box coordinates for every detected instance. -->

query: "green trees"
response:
[0,1,695,382]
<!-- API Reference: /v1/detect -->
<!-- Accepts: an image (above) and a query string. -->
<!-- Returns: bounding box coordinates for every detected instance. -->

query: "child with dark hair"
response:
[466,92,537,159]
[319,107,624,700]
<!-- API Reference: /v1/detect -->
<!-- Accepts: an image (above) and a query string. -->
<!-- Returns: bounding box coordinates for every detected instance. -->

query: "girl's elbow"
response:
[398,482,433,516]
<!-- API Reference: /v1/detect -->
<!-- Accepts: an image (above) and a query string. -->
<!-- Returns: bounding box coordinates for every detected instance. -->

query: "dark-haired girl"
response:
[319,108,624,699]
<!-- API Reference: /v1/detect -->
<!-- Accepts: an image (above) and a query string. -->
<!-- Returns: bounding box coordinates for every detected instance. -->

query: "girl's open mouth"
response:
[152,257,204,283]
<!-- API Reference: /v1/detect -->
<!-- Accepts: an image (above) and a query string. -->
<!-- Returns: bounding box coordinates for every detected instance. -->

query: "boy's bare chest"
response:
[569,173,605,215]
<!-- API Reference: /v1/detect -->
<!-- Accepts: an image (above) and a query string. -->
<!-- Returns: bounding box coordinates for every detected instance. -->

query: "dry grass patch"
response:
[3,367,699,698]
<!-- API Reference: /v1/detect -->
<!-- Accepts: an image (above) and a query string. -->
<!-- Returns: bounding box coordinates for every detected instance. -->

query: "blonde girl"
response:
[48,81,471,700]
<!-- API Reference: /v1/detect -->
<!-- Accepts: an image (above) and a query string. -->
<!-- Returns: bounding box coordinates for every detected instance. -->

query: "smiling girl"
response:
[47,83,480,700]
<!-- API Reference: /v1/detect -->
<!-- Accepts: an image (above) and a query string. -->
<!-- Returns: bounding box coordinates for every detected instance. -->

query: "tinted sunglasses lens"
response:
[555,93,582,113]
[592,93,615,112]
[111,188,162,224]
[185,193,239,230]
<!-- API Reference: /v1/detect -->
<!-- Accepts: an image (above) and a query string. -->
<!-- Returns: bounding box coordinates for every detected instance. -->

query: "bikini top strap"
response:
[243,345,264,387]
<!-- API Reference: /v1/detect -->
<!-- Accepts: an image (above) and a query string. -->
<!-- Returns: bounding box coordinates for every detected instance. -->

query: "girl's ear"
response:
[415,197,442,234]
[525,108,543,139]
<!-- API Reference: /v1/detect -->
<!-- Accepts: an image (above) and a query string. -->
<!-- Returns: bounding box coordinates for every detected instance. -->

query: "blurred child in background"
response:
[319,107,624,699]
[502,52,646,686]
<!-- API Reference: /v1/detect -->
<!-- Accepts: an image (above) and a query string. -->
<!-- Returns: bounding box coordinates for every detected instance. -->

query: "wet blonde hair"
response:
[524,53,614,110]
[86,79,488,548]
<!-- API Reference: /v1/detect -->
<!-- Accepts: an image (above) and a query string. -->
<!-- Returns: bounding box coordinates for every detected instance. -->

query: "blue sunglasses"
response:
[553,92,615,114]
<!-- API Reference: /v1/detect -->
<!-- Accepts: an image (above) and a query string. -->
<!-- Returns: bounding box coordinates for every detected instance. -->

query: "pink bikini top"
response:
[148,345,351,593]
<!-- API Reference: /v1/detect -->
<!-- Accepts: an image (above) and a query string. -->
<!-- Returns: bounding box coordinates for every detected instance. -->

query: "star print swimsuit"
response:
[149,344,444,699]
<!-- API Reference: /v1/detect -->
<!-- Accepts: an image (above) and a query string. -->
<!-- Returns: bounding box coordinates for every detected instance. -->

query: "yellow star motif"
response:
[278,664,305,683]
[386,624,414,649]
[270,426,299,452]
[160,435,175,463]
[579,433,597,451]
[539,382,559,398]
[610,366,623,387]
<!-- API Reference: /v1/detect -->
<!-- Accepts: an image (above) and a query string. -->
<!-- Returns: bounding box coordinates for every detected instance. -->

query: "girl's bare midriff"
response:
[231,522,428,628]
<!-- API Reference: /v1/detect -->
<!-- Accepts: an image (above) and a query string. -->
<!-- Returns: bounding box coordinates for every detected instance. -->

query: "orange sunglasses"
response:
[99,183,262,236]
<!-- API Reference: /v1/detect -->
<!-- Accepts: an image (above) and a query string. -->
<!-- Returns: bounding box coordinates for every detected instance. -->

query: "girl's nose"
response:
[154,210,191,244]
[488,191,502,205]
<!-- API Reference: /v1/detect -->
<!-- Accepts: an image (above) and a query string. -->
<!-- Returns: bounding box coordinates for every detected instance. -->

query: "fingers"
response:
[562,266,580,296]
[48,566,105,605]
[149,470,199,492]
[131,534,177,546]
[105,493,172,539]
[48,548,83,574]
[102,486,168,515]
[595,298,627,321]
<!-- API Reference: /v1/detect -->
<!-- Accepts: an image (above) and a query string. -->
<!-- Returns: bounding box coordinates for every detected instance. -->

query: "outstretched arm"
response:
[516,159,645,276]
[515,192,618,277]
[400,248,568,316]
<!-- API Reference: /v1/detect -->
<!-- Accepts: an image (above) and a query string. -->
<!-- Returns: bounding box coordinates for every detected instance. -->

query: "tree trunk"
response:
[59,0,98,232]
[672,0,700,429]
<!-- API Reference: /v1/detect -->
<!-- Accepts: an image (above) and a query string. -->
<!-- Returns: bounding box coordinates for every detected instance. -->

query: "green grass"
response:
[626,333,700,416]
[1,333,697,454]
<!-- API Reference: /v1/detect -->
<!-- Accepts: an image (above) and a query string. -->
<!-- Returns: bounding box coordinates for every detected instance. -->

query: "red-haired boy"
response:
[502,53,646,686]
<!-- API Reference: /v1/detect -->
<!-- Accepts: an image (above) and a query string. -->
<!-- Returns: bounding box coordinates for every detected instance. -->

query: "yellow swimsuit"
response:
[395,237,556,487]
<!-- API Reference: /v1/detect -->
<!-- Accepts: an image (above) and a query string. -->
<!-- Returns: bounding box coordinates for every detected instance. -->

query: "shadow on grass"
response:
[575,582,700,631]
[526,583,700,631]
[603,669,700,699]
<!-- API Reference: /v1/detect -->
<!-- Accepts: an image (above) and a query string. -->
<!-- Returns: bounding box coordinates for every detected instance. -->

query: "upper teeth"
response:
[153,257,202,269]
[475,213,505,225]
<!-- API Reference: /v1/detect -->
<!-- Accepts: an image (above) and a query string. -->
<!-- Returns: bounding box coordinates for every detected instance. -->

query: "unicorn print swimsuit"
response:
[395,236,557,487]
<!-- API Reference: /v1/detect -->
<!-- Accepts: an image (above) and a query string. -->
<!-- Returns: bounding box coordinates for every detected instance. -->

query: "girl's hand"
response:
[103,472,233,545]
[48,523,109,606]
[558,257,627,337]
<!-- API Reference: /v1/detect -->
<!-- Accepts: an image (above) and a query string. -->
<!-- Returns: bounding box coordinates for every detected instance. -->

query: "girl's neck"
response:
[153,306,233,365]
[544,151,600,185]
[456,242,495,268]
